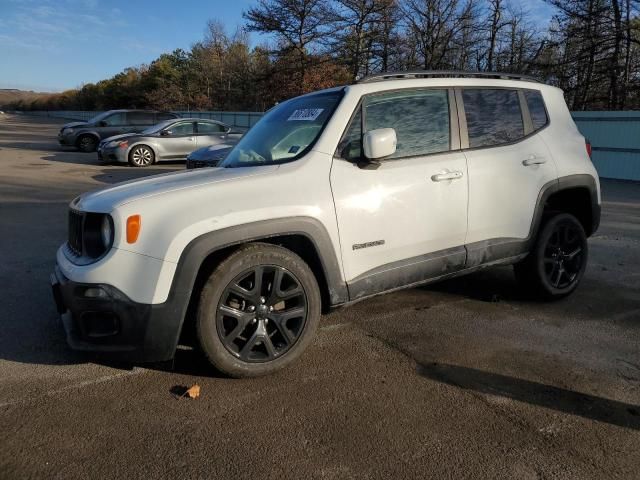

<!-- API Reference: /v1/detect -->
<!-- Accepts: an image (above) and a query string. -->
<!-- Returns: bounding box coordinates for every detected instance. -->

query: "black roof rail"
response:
[356,70,541,84]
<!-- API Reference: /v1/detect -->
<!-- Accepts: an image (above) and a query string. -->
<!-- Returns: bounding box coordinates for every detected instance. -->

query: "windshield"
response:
[220,90,343,168]
[141,119,175,135]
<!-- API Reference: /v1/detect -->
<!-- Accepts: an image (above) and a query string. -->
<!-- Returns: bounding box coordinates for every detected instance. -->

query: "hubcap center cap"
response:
[256,304,269,318]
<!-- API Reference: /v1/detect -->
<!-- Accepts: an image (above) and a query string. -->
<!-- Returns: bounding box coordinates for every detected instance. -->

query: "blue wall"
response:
[572,111,640,181]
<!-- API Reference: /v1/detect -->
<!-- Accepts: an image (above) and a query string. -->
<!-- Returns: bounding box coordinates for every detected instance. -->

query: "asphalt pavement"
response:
[0,114,639,479]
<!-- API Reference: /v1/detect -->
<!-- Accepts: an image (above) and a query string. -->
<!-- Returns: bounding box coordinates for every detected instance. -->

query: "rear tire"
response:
[77,135,97,152]
[514,213,588,300]
[196,243,321,378]
[128,145,155,167]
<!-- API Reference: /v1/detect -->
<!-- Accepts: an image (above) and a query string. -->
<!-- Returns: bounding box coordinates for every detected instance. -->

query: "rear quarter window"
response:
[462,89,524,148]
[524,90,549,130]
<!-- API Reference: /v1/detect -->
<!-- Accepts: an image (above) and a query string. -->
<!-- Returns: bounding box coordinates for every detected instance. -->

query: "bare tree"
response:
[244,0,330,93]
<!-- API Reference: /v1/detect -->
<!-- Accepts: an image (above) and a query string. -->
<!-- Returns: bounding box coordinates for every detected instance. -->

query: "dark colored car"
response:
[185,143,235,169]
[58,109,179,152]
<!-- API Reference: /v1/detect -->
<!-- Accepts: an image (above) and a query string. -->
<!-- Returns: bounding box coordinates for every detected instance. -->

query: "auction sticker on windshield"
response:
[288,109,324,121]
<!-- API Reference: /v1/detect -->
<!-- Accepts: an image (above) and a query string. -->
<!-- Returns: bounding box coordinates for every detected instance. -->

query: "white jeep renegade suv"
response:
[51,71,600,377]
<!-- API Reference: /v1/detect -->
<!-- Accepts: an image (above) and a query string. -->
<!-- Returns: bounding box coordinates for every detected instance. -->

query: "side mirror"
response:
[161,130,172,136]
[363,128,397,160]
[98,120,107,127]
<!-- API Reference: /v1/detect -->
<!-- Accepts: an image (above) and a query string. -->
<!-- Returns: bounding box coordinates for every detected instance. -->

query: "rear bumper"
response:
[50,265,181,363]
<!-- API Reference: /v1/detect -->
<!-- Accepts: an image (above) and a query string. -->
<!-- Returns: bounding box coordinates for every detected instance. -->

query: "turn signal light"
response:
[126,215,141,244]
[585,139,592,158]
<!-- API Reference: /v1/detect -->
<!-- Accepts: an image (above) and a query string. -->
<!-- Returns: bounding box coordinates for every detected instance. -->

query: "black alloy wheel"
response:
[216,265,308,362]
[515,213,588,299]
[196,243,321,377]
[542,220,585,289]
[77,135,97,152]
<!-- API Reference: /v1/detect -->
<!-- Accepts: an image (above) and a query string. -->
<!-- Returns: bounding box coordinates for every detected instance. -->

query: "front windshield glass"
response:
[221,90,343,168]
[141,119,174,135]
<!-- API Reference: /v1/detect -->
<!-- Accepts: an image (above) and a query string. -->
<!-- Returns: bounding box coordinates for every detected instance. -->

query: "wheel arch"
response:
[161,218,348,351]
[75,131,100,147]
[540,174,600,237]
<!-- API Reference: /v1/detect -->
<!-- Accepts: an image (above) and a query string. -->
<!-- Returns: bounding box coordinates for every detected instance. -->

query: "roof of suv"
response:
[356,70,541,84]
[343,70,562,98]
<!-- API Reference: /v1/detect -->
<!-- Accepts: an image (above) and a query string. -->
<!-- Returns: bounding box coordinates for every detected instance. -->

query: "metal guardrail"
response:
[12,109,640,181]
[17,110,265,129]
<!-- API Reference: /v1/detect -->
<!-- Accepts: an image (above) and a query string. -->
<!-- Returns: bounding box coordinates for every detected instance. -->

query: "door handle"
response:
[188,137,194,141]
[522,155,546,166]
[431,170,463,182]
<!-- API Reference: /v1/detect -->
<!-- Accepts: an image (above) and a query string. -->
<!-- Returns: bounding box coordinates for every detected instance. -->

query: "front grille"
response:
[68,209,84,256]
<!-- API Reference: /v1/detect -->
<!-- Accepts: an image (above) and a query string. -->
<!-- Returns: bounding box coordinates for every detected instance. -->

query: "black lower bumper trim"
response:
[51,265,182,363]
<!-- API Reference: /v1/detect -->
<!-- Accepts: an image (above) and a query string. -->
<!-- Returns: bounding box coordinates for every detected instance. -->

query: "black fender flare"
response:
[149,217,348,359]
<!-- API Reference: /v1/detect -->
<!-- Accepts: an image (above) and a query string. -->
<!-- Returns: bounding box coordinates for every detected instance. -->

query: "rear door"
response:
[460,88,557,266]
[331,88,469,297]
[159,121,196,160]
[195,121,227,147]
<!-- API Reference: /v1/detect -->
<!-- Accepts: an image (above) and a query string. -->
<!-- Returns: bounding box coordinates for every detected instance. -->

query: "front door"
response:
[160,121,197,160]
[330,88,469,299]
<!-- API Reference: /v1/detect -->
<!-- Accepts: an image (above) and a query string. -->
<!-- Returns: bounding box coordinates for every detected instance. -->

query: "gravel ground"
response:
[0,114,639,479]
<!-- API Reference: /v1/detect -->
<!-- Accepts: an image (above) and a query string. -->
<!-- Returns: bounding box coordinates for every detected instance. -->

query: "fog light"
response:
[84,287,108,298]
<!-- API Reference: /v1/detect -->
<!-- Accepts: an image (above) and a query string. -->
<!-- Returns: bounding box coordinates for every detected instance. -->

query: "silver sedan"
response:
[97,118,243,167]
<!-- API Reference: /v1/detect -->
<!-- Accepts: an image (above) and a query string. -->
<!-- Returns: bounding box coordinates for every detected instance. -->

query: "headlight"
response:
[70,212,113,260]
[108,140,128,148]
[100,215,113,249]
[62,128,74,135]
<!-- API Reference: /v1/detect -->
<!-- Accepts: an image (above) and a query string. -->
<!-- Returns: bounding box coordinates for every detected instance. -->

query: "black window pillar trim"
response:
[454,88,469,149]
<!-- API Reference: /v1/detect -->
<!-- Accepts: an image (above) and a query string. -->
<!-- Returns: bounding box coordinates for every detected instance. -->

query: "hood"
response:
[75,165,279,212]
[62,121,88,130]
[188,143,234,162]
[100,133,138,145]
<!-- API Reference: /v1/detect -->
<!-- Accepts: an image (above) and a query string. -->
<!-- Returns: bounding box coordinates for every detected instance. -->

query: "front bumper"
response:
[58,132,76,146]
[186,157,217,169]
[97,144,126,163]
[50,265,181,362]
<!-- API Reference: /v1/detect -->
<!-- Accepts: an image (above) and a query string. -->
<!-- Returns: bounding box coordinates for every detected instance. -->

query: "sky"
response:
[0,0,555,92]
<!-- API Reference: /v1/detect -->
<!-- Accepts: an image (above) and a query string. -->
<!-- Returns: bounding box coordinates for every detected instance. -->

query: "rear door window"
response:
[362,89,450,159]
[197,122,226,134]
[524,90,549,131]
[462,89,524,148]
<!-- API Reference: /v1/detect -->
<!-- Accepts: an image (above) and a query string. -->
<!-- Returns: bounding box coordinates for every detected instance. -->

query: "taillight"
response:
[585,139,592,158]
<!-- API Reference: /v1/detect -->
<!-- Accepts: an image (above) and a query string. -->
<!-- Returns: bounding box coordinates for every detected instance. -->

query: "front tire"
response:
[128,145,155,167]
[514,213,588,299]
[196,243,321,378]
[77,134,97,152]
